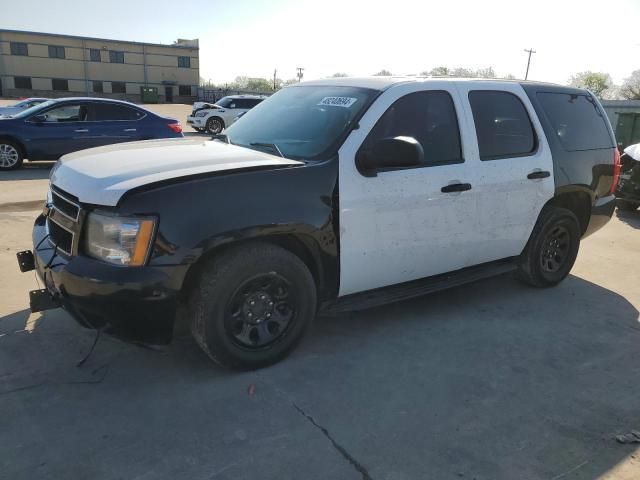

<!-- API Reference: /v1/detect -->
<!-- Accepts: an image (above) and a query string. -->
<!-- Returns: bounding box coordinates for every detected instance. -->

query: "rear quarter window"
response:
[537,92,613,151]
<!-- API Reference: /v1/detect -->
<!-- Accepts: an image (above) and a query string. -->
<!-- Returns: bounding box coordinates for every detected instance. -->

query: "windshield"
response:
[215,97,234,108]
[224,86,377,160]
[9,99,31,108]
[12,100,58,119]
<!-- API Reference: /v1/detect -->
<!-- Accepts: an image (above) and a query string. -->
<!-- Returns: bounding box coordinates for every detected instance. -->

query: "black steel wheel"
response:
[190,242,316,370]
[517,206,581,287]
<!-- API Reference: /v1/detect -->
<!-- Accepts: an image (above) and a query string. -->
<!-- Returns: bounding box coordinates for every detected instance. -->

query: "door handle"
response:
[527,170,550,180]
[124,128,137,132]
[441,183,472,193]
[74,129,89,133]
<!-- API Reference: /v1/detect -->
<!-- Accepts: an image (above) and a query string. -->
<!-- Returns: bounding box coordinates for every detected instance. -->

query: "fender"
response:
[113,157,341,300]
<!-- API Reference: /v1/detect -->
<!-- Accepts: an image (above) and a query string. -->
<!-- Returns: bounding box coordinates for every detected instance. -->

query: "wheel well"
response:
[179,235,321,303]
[545,192,591,235]
[0,136,26,158]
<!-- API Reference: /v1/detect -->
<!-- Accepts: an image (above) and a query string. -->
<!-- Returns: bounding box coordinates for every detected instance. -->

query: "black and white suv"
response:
[19,77,619,370]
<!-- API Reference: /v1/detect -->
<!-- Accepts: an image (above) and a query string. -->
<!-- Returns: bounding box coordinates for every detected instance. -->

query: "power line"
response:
[524,48,536,80]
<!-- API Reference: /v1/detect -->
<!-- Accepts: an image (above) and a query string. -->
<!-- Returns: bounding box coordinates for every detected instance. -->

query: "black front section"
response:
[26,158,339,343]
[29,191,188,344]
[616,154,640,203]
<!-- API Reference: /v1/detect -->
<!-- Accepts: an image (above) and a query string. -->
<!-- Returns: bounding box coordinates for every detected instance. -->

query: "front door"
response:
[25,103,94,159]
[165,86,174,103]
[338,82,479,296]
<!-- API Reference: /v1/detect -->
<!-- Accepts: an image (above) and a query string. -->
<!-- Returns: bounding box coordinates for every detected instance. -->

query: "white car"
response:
[186,95,266,134]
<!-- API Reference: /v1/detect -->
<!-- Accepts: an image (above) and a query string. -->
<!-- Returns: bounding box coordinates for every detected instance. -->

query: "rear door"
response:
[86,102,146,145]
[455,82,554,263]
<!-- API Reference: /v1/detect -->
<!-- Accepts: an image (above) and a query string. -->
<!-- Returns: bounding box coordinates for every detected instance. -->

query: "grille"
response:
[47,218,74,256]
[51,190,79,221]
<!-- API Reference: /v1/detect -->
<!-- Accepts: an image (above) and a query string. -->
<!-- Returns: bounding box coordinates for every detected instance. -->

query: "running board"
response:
[321,259,518,314]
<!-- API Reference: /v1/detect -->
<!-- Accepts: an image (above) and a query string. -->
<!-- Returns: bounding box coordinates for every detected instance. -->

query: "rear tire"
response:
[517,206,581,288]
[617,199,639,211]
[0,140,24,170]
[189,242,317,370]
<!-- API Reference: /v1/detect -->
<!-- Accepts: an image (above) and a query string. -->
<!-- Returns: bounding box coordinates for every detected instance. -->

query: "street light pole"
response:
[524,48,536,80]
[296,67,304,82]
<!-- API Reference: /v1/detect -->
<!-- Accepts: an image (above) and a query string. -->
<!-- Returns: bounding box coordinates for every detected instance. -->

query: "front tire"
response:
[517,207,581,287]
[190,242,317,370]
[0,141,24,170]
[205,117,224,134]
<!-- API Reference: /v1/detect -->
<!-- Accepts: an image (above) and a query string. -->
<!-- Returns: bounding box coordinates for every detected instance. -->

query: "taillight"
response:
[611,148,621,194]
[167,122,182,134]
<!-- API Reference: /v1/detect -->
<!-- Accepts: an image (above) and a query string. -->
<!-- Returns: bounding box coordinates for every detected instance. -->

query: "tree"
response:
[568,71,612,99]
[451,67,475,78]
[425,66,450,76]
[331,72,349,77]
[476,67,496,78]
[245,78,273,91]
[620,70,640,100]
[374,69,393,76]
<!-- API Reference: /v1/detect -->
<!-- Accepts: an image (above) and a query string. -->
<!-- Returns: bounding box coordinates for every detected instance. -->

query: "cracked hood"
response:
[50,138,302,206]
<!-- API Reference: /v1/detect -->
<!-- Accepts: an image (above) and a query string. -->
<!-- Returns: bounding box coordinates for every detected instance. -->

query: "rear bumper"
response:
[29,215,189,344]
[583,194,616,238]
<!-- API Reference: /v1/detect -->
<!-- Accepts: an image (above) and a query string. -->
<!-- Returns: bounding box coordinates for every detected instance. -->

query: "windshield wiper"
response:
[249,142,284,158]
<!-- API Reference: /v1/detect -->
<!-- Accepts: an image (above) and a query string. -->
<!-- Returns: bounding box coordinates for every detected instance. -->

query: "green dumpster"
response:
[140,86,159,104]
[616,113,640,149]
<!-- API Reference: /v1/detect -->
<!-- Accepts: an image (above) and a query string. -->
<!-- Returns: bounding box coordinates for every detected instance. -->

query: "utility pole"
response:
[273,69,277,90]
[296,67,304,82]
[524,48,536,80]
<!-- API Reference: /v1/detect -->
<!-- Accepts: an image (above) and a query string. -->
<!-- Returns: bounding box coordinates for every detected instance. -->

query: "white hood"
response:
[50,138,302,206]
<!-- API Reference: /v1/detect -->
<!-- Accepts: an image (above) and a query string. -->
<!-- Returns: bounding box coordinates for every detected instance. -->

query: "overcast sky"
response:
[4,0,640,85]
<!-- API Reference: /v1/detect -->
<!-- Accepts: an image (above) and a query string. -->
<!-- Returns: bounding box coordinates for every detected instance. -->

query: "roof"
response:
[296,76,564,91]
[0,29,198,50]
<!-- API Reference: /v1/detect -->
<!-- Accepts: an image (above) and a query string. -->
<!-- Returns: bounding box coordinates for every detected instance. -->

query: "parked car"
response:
[0,97,49,117]
[615,143,640,211]
[186,95,266,133]
[0,97,183,170]
[18,77,618,370]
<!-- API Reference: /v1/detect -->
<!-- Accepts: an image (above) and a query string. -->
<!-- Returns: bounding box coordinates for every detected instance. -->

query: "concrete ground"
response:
[1,103,640,479]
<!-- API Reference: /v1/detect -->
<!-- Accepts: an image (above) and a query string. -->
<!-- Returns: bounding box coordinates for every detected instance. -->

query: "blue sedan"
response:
[0,97,183,170]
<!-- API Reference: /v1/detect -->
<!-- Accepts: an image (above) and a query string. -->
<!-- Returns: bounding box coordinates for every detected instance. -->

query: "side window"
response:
[468,91,536,160]
[536,92,613,151]
[89,49,101,62]
[360,90,463,166]
[89,103,144,121]
[39,105,87,123]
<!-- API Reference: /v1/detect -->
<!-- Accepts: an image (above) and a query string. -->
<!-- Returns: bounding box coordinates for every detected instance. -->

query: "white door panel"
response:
[338,82,477,296]
[455,82,555,263]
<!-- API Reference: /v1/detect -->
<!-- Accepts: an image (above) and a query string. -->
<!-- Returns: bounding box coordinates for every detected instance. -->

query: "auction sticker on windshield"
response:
[318,97,358,108]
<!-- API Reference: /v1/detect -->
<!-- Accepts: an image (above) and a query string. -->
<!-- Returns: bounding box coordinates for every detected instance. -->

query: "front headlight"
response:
[84,212,156,266]
[195,111,209,117]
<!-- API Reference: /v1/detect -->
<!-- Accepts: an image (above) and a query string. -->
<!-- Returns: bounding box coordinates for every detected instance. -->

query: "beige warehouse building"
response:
[0,29,199,103]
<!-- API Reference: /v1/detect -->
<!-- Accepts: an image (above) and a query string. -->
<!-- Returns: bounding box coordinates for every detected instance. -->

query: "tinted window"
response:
[215,97,233,108]
[178,85,192,96]
[362,90,463,165]
[111,82,126,94]
[89,103,143,121]
[178,56,191,68]
[469,91,536,160]
[109,50,125,63]
[14,77,32,89]
[10,42,28,56]
[52,79,69,91]
[48,45,65,59]
[537,92,613,151]
[93,81,103,93]
[40,105,87,122]
[90,49,101,62]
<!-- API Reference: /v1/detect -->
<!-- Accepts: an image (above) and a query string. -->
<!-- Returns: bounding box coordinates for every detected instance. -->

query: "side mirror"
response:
[357,136,425,176]
[30,114,47,123]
